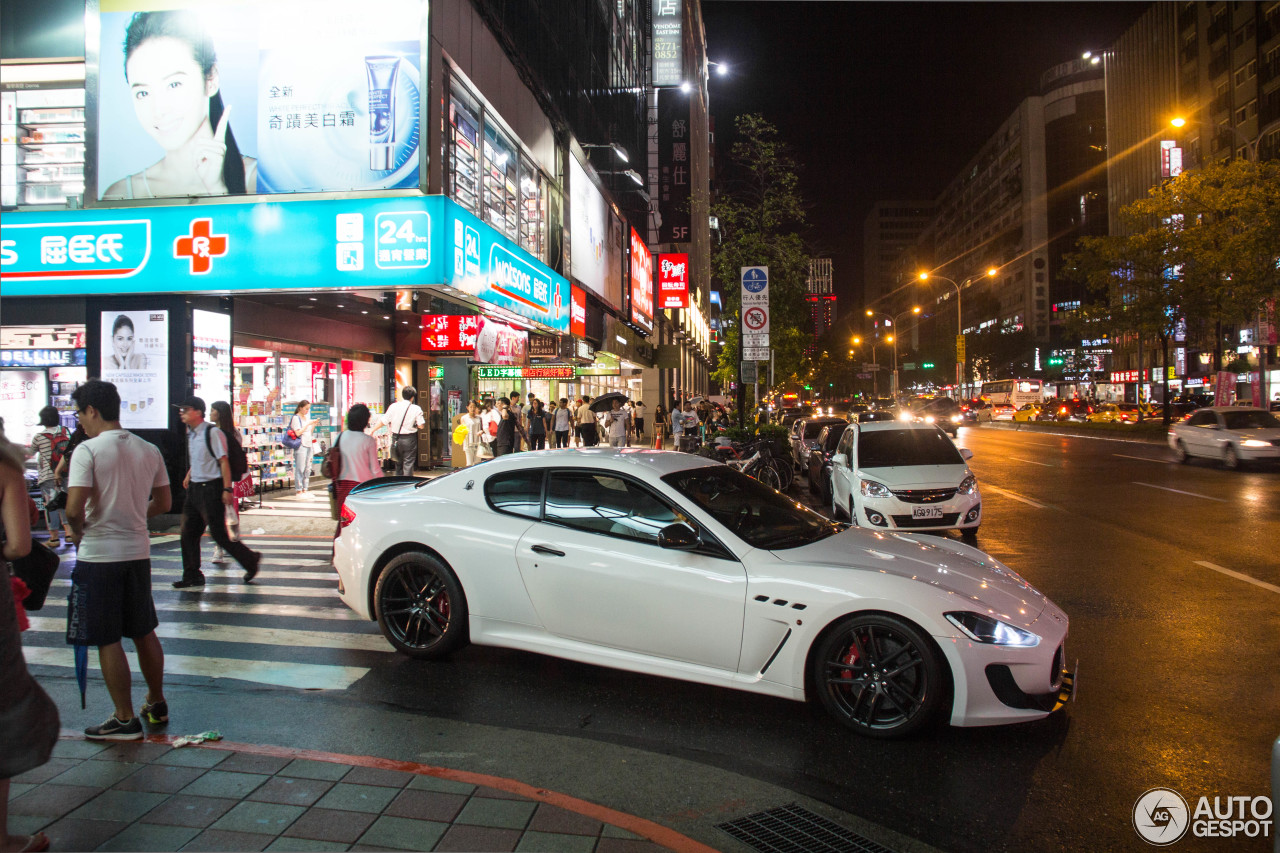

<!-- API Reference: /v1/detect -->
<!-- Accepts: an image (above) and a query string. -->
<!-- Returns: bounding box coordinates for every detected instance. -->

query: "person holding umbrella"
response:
[603,397,631,448]
[65,379,172,740]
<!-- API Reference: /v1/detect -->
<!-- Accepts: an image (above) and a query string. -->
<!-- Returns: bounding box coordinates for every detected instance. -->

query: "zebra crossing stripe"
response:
[147,562,339,581]
[23,646,369,690]
[24,616,391,653]
[48,578,338,599]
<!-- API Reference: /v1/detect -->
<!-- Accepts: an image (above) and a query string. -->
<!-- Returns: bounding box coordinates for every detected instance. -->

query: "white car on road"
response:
[1168,406,1280,468]
[829,421,981,536]
[334,449,1068,738]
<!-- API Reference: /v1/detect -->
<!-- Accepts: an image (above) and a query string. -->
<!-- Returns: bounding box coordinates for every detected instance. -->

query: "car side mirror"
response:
[658,522,701,551]
[959,448,974,460]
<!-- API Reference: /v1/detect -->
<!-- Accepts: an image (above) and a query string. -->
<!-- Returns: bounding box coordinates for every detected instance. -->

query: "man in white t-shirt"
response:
[66,379,172,741]
[604,398,631,448]
[376,386,426,476]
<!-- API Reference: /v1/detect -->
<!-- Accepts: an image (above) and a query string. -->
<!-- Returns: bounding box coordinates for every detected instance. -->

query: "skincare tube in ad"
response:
[366,56,402,170]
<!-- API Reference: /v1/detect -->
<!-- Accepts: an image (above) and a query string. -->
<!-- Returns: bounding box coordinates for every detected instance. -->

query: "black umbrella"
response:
[590,391,629,413]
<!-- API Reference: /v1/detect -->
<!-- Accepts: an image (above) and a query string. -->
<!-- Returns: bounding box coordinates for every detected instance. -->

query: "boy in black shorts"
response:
[66,380,172,740]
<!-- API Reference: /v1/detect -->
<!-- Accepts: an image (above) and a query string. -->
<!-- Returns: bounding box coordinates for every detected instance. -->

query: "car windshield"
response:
[1223,410,1280,430]
[804,419,844,438]
[857,428,964,468]
[664,467,839,550]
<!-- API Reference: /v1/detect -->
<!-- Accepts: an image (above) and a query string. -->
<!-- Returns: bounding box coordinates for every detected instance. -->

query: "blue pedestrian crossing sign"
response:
[741,266,768,293]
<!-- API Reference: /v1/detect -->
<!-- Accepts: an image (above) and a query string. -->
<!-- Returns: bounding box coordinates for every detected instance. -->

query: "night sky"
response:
[701,1,1149,306]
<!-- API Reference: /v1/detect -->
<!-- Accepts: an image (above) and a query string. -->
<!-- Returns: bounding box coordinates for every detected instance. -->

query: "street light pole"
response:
[920,268,997,395]
[867,307,919,400]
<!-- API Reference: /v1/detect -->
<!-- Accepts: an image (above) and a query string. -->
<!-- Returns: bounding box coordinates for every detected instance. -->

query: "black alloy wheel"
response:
[811,613,943,738]
[375,552,469,659]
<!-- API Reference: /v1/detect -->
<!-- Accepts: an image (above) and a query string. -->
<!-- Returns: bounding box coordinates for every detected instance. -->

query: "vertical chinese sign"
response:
[657,89,691,244]
[651,0,683,87]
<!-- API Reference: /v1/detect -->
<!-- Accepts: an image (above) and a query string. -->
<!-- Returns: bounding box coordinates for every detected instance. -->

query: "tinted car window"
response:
[1223,410,1280,429]
[485,470,544,519]
[545,470,687,544]
[664,467,838,550]
[856,429,964,468]
[1186,411,1216,427]
[804,418,846,439]
[821,425,844,452]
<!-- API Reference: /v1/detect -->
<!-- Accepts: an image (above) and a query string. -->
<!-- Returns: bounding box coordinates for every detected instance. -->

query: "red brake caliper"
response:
[840,640,859,680]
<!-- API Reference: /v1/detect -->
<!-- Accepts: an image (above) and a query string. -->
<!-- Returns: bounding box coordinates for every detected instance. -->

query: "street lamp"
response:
[867,307,919,398]
[918,268,997,391]
[1170,115,1260,163]
[851,335,880,397]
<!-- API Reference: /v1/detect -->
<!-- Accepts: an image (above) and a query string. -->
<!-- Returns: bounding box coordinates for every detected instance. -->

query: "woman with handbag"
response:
[1,418,58,853]
[29,407,72,549]
[287,400,321,498]
[331,405,382,525]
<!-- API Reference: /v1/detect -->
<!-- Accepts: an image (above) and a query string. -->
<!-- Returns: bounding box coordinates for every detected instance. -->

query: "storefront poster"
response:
[0,370,48,446]
[100,309,168,429]
[192,309,231,404]
[570,284,587,338]
[95,0,423,200]
[473,319,528,366]
[628,227,653,334]
[568,155,623,309]
[3,195,570,334]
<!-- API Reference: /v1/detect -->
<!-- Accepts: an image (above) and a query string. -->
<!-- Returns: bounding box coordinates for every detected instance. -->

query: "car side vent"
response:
[754,594,770,602]
[791,603,807,610]
[771,599,789,607]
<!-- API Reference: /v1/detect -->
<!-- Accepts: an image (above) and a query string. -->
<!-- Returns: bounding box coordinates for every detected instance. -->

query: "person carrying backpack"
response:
[29,406,73,549]
[208,402,249,562]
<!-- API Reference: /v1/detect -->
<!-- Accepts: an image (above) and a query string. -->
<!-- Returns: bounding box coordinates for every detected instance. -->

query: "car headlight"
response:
[924,414,936,423]
[945,612,1040,646]
[1242,439,1270,447]
[958,474,977,495]
[898,411,913,422]
[950,414,962,423]
[860,479,892,498]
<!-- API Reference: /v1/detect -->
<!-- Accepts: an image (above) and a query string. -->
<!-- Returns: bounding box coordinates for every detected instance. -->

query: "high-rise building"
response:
[805,258,836,353]
[862,202,934,306]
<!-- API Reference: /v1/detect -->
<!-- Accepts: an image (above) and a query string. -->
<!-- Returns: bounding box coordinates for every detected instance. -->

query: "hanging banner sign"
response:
[651,0,683,87]
[628,227,653,334]
[658,252,689,309]
[529,335,559,358]
[570,284,587,339]
[0,349,86,368]
[420,314,482,352]
[472,319,528,366]
[657,90,691,243]
[475,364,575,380]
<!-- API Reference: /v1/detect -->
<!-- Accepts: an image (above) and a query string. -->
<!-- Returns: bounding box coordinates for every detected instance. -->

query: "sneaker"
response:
[141,699,168,725]
[211,546,227,562]
[243,550,262,584]
[172,577,205,589]
[85,714,143,741]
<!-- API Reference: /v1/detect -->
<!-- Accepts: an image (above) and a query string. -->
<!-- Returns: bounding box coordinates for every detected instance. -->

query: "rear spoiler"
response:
[349,475,428,495]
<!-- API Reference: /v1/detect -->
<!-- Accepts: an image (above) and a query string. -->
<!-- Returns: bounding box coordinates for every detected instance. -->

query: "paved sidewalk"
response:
[8,735,714,853]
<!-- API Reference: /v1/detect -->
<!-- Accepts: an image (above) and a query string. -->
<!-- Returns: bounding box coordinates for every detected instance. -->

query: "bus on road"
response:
[981,378,1045,409]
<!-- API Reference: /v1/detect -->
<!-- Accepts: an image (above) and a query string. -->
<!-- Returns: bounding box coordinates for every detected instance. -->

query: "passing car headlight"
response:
[945,612,1040,646]
[924,415,936,423]
[1242,439,1270,447]
[860,479,892,498]
[950,414,962,423]
[957,474,977,495]
[898,411,914,422]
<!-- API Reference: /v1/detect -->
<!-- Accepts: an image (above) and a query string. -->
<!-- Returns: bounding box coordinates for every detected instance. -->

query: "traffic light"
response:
[1047,356,1064,367]
[922,362,935,369]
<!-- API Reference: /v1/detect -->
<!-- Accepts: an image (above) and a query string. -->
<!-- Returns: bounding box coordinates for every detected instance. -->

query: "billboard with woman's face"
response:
[99,309,168,429]
[95,0,424,201]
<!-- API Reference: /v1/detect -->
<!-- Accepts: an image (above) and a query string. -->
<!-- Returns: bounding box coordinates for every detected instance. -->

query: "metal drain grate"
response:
[716,803,898,853]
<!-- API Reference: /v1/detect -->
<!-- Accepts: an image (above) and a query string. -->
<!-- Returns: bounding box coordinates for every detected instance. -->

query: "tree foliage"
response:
[709,114,812,399]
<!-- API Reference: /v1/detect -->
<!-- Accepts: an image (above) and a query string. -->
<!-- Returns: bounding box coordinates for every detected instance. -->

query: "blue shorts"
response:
[66,559,158,647]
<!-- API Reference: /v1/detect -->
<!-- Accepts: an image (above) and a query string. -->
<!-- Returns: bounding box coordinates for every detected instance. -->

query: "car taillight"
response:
[339,502,356,531]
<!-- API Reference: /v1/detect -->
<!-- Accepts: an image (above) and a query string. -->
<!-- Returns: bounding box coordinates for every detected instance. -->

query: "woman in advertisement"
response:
[107,315,149,371]
[102,10,257,199]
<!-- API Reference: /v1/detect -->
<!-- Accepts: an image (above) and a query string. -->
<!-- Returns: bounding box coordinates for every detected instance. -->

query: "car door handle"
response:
[531,545,565,557]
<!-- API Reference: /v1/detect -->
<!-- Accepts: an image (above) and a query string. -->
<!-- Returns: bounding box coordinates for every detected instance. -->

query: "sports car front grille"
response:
[890,488,956,504]
[890,513,960,528]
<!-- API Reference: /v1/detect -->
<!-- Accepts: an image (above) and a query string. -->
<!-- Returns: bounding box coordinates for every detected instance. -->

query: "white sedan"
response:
[334,449,1069,738]
[1168,406,1280,468]
[829,421,982,536]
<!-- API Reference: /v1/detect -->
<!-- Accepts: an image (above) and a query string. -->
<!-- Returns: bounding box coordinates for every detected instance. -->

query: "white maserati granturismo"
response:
[334,449,1072,738]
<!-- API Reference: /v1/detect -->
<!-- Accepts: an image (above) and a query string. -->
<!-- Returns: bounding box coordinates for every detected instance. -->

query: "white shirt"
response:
[335,430,382,483]
[187,422,228,483]
[460,413,485,448]
[553,407,572,431]
[289,413,317,449]
[69,429,169,562]
[381,400,425,435]
[605,407,630,439]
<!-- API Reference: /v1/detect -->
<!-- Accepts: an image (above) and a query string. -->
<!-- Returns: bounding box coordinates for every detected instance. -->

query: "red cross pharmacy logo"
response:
[173,218,228,275]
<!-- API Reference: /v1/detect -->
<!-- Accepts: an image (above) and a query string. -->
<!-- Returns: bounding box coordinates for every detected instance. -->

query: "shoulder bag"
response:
[9,541,60,611]
[322,433,343,480]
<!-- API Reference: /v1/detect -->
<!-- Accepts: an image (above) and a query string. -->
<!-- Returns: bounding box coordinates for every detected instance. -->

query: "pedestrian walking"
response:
[493,398,518,456]
[478,399,498,459]
[174,396,262,588]
[208,401,246,563]
[632,400,646,445]
[575,396,598,447]
[1,417,59,852]
[459,400,486,466]
[331,404,382,522]
[653,404,669,449]
[508,391,526,451]
[527,399,551,450]
[64,380,173,741]
[604,398,630,448]
[286,400,321,497]
[552,398,573,448]
[376,386,425,476]
[29,407,73,549]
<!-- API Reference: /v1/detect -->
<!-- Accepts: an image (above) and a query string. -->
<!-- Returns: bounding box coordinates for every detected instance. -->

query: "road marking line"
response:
[1133,482,1226,502]
[1115,454,1168,463]
[36,598,361,620]
[49,577,338,599]
[25,616,389,652]
[982,484,1048,509]
[1009,456,1054,467]
[1194,561,1280,595]
[147,562,338,580]
[25,647,369,690]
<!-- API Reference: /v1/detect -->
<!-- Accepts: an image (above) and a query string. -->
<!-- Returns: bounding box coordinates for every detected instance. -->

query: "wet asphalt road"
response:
[347,425,1280,852]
